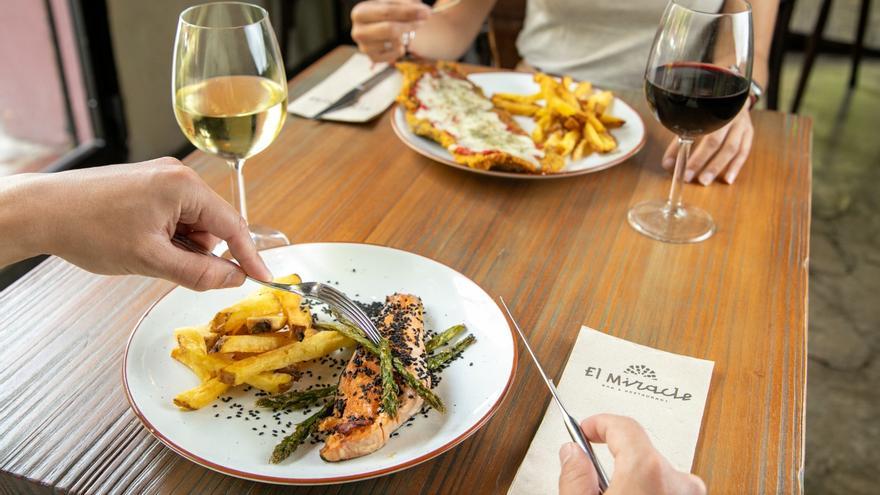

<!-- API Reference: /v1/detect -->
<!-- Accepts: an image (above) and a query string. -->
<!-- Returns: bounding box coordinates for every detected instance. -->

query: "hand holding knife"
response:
[499,297,609,494]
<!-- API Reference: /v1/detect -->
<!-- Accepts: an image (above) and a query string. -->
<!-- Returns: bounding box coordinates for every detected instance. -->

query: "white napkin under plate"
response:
[509,326,714,495]
[288,52,401,122]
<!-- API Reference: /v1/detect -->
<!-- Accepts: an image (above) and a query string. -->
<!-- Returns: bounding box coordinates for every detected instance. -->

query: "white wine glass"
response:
[173,2,289,250]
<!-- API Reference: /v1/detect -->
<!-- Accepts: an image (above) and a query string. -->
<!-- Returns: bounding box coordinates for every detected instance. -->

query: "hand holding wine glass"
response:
[628,0,753,243]
[173,2,289,251]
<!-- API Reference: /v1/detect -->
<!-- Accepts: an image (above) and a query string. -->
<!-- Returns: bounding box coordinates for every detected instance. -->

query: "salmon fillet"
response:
[318,293,429,461]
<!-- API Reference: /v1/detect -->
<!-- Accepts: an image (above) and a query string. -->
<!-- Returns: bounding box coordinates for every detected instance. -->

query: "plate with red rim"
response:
[123,242,516,485]
[391,71,647,179]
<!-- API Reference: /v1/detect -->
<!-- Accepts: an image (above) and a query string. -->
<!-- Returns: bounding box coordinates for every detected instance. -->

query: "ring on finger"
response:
[401,30,416,50]
[383,40,393,52]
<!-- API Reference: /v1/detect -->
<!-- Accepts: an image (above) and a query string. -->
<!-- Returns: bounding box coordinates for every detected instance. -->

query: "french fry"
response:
[585,112,607,133]
[557,76,581,108]
[491,95,540,116]
[217,334,294,354]
[246,372,294,394]
[590,91,614,114]
[548,97,580,118]
[563,117,581,132]
[171,346,233,379]
[559,130,581,156]
[246,315,285,333]
[492,91,542,103]
[583,121,605,152]
[219,331,353,385]
[572,138,591,161]
[599,113,626,128]
[257,274,312,338]
[574,81,593,100]
[174,377,229,410]
[544,130,564,150]
[211,290,283,335]
[531,124,545,144]
[175,327,209,354]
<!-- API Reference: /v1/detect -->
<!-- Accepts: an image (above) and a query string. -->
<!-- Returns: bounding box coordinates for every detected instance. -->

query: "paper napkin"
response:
[509,326,714,495]
[288,52,401,122]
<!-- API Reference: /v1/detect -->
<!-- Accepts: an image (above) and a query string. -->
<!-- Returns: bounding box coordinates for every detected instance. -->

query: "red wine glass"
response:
[628,0,753,243]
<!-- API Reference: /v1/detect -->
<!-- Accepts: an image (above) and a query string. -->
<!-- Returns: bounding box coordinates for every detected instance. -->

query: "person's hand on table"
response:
[663,106,754,186]
[0,157,272,290]
[351,0,430,63]
[558,414,706,495]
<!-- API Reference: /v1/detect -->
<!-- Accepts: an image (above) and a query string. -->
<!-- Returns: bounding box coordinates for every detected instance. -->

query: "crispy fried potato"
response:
[219,331,353,385]
[557,76,581,108]
[493,91,542,103]
[599,114,626,128]
[590,91,614,114]
[544,130,564,150]
[175,327,209,354]
[211,290,283,335]
[172,346,233,378]
[559,130,581,156]
[491,95,540,116]
[246,372,294,394]
[548,97,580,118]
[217,334,294,354]
[259,274,312,339]
[542,151,566,173]
[574,81,593,100]
[583,121,605,152]
[572,138,591,161]
[563,117,581,132]
[585,112,607,133]
[246,315,285,333]
[531,124,545,144]
[174,377,229,410]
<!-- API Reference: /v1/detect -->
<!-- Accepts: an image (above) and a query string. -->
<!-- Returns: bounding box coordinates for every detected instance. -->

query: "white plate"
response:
[391,71,647,179]
[123,243,516,485]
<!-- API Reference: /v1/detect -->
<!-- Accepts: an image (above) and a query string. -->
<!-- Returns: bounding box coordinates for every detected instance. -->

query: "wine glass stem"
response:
[666,137,693,216]
[229,158,248,223]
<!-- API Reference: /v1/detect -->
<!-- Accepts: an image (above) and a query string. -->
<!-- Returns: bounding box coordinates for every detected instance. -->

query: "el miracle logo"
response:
[585,364,693,403]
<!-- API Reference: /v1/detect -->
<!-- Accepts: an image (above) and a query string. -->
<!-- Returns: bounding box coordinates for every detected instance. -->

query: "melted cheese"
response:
[413,71,543,165]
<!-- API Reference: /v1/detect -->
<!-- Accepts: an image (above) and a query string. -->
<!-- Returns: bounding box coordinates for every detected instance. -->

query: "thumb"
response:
[150,238,246,291]
[559,442,600,495]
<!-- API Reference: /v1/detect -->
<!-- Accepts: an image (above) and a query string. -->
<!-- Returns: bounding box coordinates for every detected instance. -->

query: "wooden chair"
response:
[790,0,873,113]
[487,0,526,69]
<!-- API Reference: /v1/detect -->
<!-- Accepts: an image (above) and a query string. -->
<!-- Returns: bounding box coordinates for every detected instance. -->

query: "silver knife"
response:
[499,297,610,493]
[313,65,396,119]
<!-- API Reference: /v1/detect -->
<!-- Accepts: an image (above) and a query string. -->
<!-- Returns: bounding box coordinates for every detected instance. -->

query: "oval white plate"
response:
[124,243,516,485]
[391,71,647,179]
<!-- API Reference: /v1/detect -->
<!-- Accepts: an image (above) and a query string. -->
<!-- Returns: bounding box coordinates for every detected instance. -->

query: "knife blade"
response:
[313,65,396,119]
[499,297,609,493]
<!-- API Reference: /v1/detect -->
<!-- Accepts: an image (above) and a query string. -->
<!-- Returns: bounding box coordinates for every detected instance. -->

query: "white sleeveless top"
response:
[515,0,686,89]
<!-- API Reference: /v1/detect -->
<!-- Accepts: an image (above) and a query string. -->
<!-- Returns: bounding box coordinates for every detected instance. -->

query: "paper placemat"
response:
[509,326,714,494]
[288,52,401,122]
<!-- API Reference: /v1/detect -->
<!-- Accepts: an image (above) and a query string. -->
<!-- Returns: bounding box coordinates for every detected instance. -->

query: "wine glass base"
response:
[249,225,290,251]
[627,200,716,244]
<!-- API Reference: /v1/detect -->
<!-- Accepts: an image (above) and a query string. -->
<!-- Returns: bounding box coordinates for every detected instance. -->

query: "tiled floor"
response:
[777,54,880,494]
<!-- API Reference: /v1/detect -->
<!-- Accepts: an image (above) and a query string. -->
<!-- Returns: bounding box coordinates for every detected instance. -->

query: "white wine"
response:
[174,75,287,160]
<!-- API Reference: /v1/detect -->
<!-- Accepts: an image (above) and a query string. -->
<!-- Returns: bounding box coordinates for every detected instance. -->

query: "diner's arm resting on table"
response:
[558,414,706,495]
[662,0,778,186]
[0,157,272,290]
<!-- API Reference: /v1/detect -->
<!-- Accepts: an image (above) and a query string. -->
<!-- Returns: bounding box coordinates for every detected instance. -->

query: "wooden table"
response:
[0,46,810,494]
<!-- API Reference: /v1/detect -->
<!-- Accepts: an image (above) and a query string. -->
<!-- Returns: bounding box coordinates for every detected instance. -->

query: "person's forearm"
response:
[751,0,778,90]
[410,0,496,60]
[0,174,52,267]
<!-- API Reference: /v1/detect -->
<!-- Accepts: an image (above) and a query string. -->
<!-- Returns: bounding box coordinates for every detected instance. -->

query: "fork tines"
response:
[319,285,383,344]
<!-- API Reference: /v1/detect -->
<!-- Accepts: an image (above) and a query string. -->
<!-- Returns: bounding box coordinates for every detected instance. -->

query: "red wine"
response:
[645,63,749,137]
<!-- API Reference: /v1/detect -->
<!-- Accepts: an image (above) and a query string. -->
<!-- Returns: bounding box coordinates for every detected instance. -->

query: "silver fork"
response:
[171,235,382,345]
